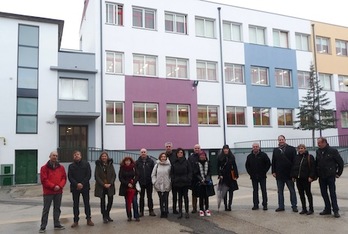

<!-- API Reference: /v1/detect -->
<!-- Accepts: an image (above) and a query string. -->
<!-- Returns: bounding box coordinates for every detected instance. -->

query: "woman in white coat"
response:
[151,152,171,218]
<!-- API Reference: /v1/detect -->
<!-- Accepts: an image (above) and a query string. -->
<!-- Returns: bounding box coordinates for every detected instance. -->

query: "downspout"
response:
[218,7,227,145]
[99,0,104,150]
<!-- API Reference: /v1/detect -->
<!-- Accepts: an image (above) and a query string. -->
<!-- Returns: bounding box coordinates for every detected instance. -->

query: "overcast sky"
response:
[0,0,347,49]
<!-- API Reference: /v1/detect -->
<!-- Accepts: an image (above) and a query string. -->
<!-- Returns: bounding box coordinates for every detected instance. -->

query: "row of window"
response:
[105,2,348,56]
[106,101,295,127]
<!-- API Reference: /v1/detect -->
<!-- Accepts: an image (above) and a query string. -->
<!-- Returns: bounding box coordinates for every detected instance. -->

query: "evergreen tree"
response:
[295,64,336,146]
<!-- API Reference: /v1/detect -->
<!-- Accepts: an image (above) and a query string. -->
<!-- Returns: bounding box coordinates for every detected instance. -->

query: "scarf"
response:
[198,160,208,179]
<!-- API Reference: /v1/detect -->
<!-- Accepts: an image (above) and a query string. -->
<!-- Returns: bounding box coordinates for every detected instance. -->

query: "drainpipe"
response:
[218,7,227,145]
[99,0,105,150]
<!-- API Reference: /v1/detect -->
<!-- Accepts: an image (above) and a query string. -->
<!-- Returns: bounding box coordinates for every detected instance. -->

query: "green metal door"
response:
[15,150,38,184]
[208,149,220,175]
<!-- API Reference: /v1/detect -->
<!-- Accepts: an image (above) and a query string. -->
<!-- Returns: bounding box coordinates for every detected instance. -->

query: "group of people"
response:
[38,136,344,233]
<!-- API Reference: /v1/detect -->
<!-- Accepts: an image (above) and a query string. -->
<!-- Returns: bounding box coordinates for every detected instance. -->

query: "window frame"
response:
[198,105,219,126]
[277,108,293,127]
[316,36,330,54]
[335,39,348,56]
[16,97,38,133]
[295,33,310,51]
[133,54,157,77]
[106,101,124,124]
[195,17,215,38]
[59,78,89,101]
[341,111,348,128]
[249,25,266,45]
[166,57,189,79]
[318,73,332,91]
[297,71,311,89]
[273,29,289,48]
[105,2,123,26]
[132,7,156,30]
[166,104,190,126]
[224,63,244,84]
[106,51,124,74]
[226,106,246,126]
[251,66,269,86]
[196,60,217,81]
[275,68,292,87]
[338,75,348,92]
[253,107,271,126]
[223,21,242,42]
[132,102,158,125]
[165,12,187,34]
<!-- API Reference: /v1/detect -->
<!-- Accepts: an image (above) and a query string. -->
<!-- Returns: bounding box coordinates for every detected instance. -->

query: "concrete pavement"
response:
[0,167,347,233]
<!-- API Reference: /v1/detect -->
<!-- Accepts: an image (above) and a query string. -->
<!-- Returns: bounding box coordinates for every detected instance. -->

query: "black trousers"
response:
[72,190,91,222]
[100,188,114,217]
[158,191,169,214]
[224,188,234,208]
[296,178,313,210]
[176,186,189,213]
[198,187,209,211]
[251,178,268,207]
[139,183,154,213]
[172,187,178,211]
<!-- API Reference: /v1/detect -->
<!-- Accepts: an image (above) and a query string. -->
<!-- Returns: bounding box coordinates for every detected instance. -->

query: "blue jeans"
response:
[319,176,339,212]
[251,178,267,207]
[276,179,297,209]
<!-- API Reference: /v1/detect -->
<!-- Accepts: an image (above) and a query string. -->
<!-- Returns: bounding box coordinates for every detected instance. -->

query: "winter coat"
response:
[68,160,91,192]
[166,151,177,165]
[171,156,192,188]
[192,159,212,197]
[151,159,171,192]
[245,150,271,180]
[217,152,239,191]
[135,156,155,186]
[271,144,296,181]
[119,163,138,196]
[316,144,344,178]
[40,161,66,195]
[94,159,116,197]
[291,151,316,180]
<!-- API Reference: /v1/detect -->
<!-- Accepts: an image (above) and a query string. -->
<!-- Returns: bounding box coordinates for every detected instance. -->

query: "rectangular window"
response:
[318,73,332,91]
[273,29,289,48]
[106,51,123,74]
[226,106,246,125]
[133,54,157,76]
[249,25,266,45]
[298,71,311,89]
[295,33,310,51]
[196,60,217,81]
[223,21,242,42]
[17,67,38,89]
[275,69,291,87]
[251,66,268,85]
[253,107,270,126]
[166,57,188,79]
[341,111,348,128]
[316,36,330,54]
[133,7,156,30]
[59,78,88,100]
[165,12,187,34]
[106,101,124,124]
[277,108,293,126]
[106,3,123,25]
[195,17,215,38]
[166,104,190,125]
[198,105,219,125]
[225,63,244,83]
[17,97,38,133]
[338,75,348,92]
[133,103,158,125]
[336,39,348,56]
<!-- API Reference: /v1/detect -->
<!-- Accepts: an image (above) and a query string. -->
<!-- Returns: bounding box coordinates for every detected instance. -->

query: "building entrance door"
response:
[58,125,88,162]
[15,150,38,184]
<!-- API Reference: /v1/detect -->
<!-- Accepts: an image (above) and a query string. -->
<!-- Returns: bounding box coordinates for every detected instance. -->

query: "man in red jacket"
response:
[39,151,67,233]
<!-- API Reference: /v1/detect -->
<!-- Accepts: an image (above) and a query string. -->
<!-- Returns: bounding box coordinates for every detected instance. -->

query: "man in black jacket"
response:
[272,135,298,212]
[68,151,94,228]
[136,148,156,217]
[246,143,271,210]
[316,137,344,218]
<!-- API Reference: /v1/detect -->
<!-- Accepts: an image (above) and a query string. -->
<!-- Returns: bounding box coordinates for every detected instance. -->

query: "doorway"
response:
[58,125,88,162]
[15,150,38,184]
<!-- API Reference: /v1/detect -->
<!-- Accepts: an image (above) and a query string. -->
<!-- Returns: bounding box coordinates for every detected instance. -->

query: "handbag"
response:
[135,181,141,192]
[231,169,237,180]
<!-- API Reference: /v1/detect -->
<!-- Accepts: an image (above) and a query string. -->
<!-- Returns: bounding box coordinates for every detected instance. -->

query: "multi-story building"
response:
[1,0,348,184]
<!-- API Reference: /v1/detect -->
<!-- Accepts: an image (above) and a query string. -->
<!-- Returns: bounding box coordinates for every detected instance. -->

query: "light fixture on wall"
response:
[192,80,199,90]
[0,137,6,145]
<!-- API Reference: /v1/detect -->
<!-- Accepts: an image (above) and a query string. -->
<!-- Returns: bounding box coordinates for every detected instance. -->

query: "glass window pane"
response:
[177,59,188,78]
[106,102,114,123]
[223,23,231,40]
[198,106,207,124]
[167,105,177,124]
[178,105,189,124]
[19,25,39,47]
[146,104,157,124]
[145,10,155,29]
[133,8,143,27]
[73,79,88,100]
[17,98,37,114]
[208,106,218,124]
[195,18,204,37]
[59,79,73,99]
[18,47,38,68]
[176,15,185,33]
[165,13,174,32]
[205,20,214,38]
[197,62,206,80]
[232,24,241,41]
[133,103,145,124]
[207,63,216,81]
[17,116,37,133]
[18,68,38,89]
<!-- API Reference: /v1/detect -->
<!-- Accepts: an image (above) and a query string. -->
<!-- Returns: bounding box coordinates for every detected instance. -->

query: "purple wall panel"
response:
[125,76,198,150]
[335,92,348,143]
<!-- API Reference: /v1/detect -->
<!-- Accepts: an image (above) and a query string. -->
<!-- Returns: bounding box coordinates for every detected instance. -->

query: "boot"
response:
[87,218,94,226]
[149,210,156,216]
[106,212,113,222]
[127,212,132,221]
[191,196,197,213]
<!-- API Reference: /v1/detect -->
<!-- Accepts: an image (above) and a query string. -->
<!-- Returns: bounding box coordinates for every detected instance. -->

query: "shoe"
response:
[39,228,45,233]
[292,208,298,213]
[252,206,259,210]
[191,209,197,214]
[149,210,156,216]
[71,222,78,228]
[54,225,65,230]
[135,218,140,221]
[205,210,211,217]
[199,210,205,217]
[103,217,108,223]
[185,213,189,219]
[87,219,94,226]
[177,213,183,219]
[320,210,331,215]
[299,210,308,215]
[173,210,179,214]
[307,210,314,215]
[334,212,340,218]
[139,212,144,217]
[275,208,285,212]
[263,206,268,211]
[106,216,113,222]
[127,217,132,222]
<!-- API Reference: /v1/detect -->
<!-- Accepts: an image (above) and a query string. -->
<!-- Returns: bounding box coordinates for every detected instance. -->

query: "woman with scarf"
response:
[94,151,116,223]
[119,156,140,221]
[151,152,171,218]
[193,150,214,217]
[217,145,239,211]
[291,144,316,215]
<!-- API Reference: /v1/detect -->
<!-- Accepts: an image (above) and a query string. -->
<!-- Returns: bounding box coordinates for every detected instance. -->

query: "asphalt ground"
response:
[0,168,347,234]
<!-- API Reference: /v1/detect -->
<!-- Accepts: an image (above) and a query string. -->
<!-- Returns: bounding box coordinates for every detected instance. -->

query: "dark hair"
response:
[99,151,109,160]
[176,147,185,156]
[120,156,135,166]
[199,150,207,160]
[317,137,328,144]
[222,144,230,150]
[158,152,167,160]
